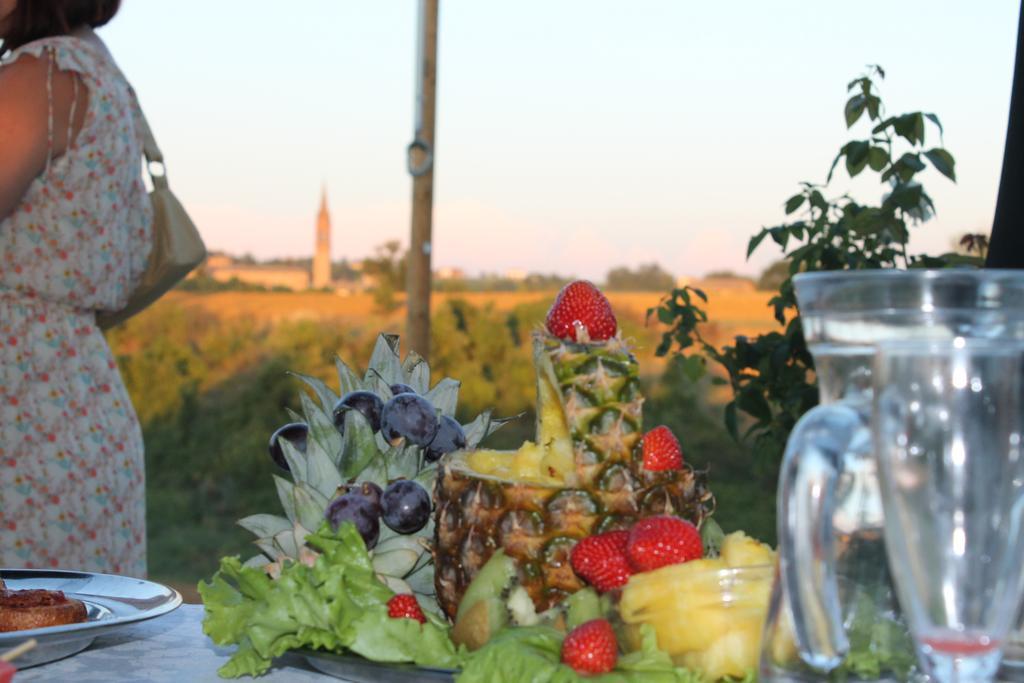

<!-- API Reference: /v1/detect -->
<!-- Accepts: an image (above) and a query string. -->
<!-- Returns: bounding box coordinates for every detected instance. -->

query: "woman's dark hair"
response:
[2,0,121,54]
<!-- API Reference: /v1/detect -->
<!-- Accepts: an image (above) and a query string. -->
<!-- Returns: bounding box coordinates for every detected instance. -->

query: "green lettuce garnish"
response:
[456,623,713,683]
[199,522,459,677]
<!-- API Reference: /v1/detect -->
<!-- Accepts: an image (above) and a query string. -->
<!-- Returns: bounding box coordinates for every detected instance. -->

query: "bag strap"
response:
[134,103,169,191]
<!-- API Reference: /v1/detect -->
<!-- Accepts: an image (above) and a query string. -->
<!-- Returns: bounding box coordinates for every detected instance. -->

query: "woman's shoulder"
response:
[2,35,109,79]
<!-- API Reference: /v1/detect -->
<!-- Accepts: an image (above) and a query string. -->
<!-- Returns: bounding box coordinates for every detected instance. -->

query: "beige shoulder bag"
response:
[96,109,206,330]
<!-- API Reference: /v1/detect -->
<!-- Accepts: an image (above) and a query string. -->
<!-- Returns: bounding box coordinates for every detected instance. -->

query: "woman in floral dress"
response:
[0,0,151,576]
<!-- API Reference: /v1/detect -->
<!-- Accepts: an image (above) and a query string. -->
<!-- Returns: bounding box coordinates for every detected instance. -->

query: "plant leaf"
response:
[273,475,298,524]
[279,438,307,483]
[288,371,338,413]
[292,482,328,532]
[335,356,362,396]
[867,146,889,172]
[340,409,382,479]
[784,194,805,215]
[425,378,460,417]
[844,94,866,128]
[304,439,344,501]
[924,148,956,182]
[844,141,870,177]
[300,390,343,468]
[237,514,293,539]
[365,334,403,386]
[402,351,431,394]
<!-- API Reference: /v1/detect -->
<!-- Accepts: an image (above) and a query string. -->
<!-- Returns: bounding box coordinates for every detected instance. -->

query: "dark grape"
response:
[390,383,417,396]
[268,422,308,472]
[332,390,384,432]
[380,393,439,447]
[425,415,467,463]
[346,480,382,508]
[381,480,431,534]
[325,492,381,549]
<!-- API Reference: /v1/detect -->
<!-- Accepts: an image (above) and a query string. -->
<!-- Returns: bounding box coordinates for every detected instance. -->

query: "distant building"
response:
[698,275,756,292]
[436,266,465,280]
[312,187,332,289]
[208,263,310,290]
[504,268,528,282]
[201,189,339,291]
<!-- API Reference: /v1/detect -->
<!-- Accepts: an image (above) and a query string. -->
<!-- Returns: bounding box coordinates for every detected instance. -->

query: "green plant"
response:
[649,66,977,465]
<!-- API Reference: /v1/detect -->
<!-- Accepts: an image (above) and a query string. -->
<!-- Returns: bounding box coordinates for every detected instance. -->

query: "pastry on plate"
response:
[0,578,88,632]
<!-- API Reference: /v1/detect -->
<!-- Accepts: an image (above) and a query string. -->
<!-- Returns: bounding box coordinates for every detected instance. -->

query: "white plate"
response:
[0,569,182,668]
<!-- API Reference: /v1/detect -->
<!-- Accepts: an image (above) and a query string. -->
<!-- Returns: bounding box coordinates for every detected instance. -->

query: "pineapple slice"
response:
[720,530,776,568]
[465,357,573,484]
[619,534,774,680]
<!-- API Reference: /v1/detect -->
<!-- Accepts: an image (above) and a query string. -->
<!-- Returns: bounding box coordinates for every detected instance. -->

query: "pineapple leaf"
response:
[284,407,304,424]
[292,482,329,532]
[255,537,282,561]
[279,438,307,482]
[462,411,524,449]
[384,442,421,482]
[273,475,299,523]
[237,514,292,539]
[335,356,362,397]
[461,411,492,449]
[374,534,429,555]
[273,527,301,559]
[301,391,343,468]
[377,575,412,595]
[288,371,339,413]
[364,370,395,400]
[425,378,460,417]
[365,334,404,386]
[403,563,437,603]
[371,548,421,577]
[340,409,382,479]
[402,350,431,394]
[304,440,344,501]
[242,555,268,569]
[413,464,438,491]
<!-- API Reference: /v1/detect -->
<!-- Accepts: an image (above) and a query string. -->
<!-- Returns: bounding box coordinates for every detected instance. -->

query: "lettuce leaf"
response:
[199,522,457,677]
[455,624,706,683]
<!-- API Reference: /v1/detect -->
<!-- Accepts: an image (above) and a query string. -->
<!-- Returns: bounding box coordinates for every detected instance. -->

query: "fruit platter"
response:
[199,281,777,682]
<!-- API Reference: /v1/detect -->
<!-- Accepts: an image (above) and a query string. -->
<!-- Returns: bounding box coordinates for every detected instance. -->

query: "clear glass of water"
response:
[873,338,1024,683]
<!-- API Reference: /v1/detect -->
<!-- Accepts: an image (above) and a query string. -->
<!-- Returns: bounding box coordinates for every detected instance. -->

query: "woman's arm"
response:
[0,52,88,221]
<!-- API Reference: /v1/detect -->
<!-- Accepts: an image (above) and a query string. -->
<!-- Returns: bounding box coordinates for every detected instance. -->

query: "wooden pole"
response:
[407,0,439,359]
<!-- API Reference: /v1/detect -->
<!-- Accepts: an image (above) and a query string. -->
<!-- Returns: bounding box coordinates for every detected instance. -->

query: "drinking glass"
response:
[873,338,1024,682]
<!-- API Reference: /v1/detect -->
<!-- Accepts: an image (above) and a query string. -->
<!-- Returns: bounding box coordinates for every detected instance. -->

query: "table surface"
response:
[14,604,333,683]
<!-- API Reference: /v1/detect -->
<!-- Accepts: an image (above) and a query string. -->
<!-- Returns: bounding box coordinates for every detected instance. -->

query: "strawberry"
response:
[641,426,684,471]
[561,618,619,675]
[387,593,427,624]
[569,530,633,592]
[545,280,617,342]
[626,515,703,572]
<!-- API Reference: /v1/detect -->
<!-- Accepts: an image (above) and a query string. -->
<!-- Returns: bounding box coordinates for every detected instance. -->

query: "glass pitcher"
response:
[759,269,1024,683]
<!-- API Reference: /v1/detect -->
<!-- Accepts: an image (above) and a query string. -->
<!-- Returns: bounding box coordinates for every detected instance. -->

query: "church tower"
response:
[312,186,332,289]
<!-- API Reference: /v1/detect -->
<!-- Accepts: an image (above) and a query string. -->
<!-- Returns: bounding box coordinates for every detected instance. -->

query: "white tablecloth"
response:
[15,604,335,683]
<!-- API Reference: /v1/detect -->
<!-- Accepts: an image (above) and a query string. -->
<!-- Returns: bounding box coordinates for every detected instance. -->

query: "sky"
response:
[99,1,1021,280]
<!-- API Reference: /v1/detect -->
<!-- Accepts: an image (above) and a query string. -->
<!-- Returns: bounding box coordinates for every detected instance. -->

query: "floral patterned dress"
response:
[0,37,152,576]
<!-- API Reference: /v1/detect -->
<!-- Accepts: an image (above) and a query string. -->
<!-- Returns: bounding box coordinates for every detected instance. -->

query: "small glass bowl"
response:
[617,561,774,681]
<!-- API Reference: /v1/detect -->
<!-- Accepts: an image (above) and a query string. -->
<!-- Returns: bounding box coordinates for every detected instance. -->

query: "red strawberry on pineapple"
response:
[387,594,427,624]
[570,530,633,592]
[641,426,684,471]
[546,280,618,342]
[626,515,703,572]
[561,618,619,675]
